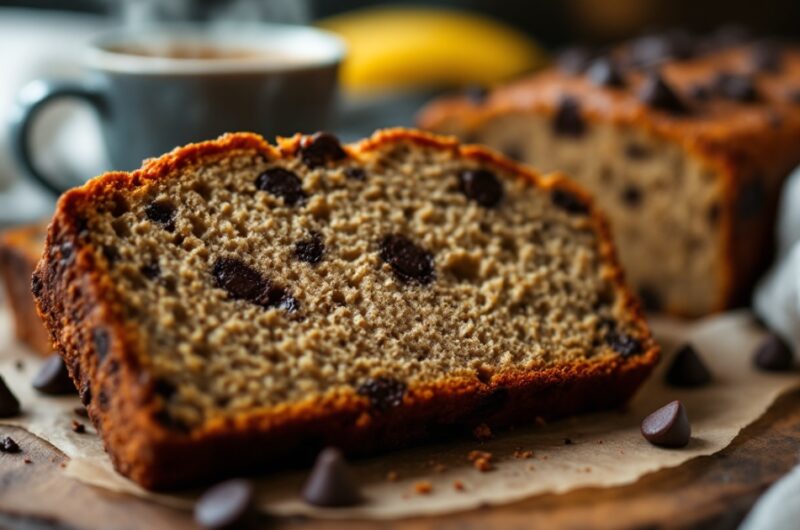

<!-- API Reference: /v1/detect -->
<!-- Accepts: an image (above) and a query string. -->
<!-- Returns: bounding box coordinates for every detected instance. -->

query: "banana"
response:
[317,7,547,93]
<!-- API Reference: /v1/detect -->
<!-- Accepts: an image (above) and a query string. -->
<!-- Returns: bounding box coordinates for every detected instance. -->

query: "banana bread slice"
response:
[33,129,658,489]
[419,33,800,317]
[0,223,51,355]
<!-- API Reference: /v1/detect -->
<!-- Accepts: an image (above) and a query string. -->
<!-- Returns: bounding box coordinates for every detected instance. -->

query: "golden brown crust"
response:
[33,128,658,489]
[418,46,800,316]
[0,223,51,355]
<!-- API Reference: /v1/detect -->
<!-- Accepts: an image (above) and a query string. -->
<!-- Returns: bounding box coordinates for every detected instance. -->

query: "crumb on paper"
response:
[473,423,492,441]
[474,457,493,472]
[433,463,447,473]
[71,420,86,434]
[23,458,32,464]
[414,481,433,495]
[453,480,465,491]
[467,450,492,462]
[527,464,536,471]
[534,416,547,427]
[564,437,573,445]
[514,449,534,459]
[386,470,398,482]
[585,467,592,473]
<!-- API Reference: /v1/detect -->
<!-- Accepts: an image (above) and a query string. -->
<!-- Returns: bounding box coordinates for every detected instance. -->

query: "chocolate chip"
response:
[356,377,406,411]
[639,73,689,114]
[587,58,625,88]
[751,41,783,73]
[556,46,595,75]
[32,355,75,395]
[379,235,435,285]
[102,245,120,266]
[459,169,503,208]
[0,436,20,453]
[551,188,589,215]
[641,400,691,448]
[31,273,43,299]
[140,262,160,280]
[195,479,255,529]
[625,143,652,160]
[465,85,489,103]
[621,184,643,207]
[92,328,109,361]
[144,201,176,231]
[79,382,91,406]
[154,378,177,400]
[564,437,573,445]
[753,333,794,372]
[607,332,643,357]
[0,376,20,418]
[255,168,307,206]
[71,420,86,434]
[74,406,89,418]
[638,286,662,312]
[345,167,367,181]
[552,96,586,137]
[715,72,759,102]
[299,132,347,169]
[294,233,325,264]
[665,344,712,387]
[302,447,363,507]
[737,179,764,219]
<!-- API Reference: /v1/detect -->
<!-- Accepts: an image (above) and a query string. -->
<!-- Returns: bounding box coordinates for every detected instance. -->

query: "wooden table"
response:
[1,388,799,530]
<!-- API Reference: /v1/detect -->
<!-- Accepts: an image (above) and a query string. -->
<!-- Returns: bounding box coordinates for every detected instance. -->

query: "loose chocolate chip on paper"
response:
[665,343,712,388]
[194,478,255,529]
[753,333,794,372]
[32,355,75,395]
[302,447,363,507]
[0,376,20,418]
[641,400,691,448]
[0,436,20,453]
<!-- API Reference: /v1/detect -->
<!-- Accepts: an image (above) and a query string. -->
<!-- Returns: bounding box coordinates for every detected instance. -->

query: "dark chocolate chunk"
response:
[639,73,689,114]
[587,58,625,88]
[140,262,160,280]
[144,201,176,231]
[564,437,573,445]
[753,333,794,372]
[638,285,662,312]
[32,355,75,395]
[0,376,20,418]
[195,478,255,529]
[302,447,363,507]
[92,328,110,361]
[607,332,643,357]
[31,273,43,299]
[552,96,586,137]
[751,41,783,73]
[621,184,643,207]
[299,132,347,169]
[255,167,307,206]
[551,189,589,215]
[71,420,86,434]
[465,85,489,104]
[294,233,325,264]
[641,400,691,448]
[665,343,712,387]
[345,167,367,181]
[715,72,759,102]
[737,179,764,219]
[0,436,20,453]
[356,376,407,411]
[379,234,435,285]
[459,169,504,208]
[211,258,297,312]
[102,245,120,266]
[154,378,177,400]
[556,46,595,75]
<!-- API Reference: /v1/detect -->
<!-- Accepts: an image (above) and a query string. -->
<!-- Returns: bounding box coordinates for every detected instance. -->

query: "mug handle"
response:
[9,79,106,196]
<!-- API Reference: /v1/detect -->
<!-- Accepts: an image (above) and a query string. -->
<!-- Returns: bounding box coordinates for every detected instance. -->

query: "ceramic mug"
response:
[10,23,345,195]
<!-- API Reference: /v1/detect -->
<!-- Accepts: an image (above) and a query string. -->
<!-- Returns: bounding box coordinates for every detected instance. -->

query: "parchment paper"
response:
[1,305,798,520]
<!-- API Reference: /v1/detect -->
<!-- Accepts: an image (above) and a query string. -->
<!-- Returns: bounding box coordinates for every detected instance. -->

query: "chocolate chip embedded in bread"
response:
[299,132,347,169]
[345,167,367,181]
[32,355,75,395]
[194,478,255,529]
[0,376,20,418]
[551,189,589,215]
[255,167,307,206]
[459,169,504,208]
[753,333,794,372]
[607,332,643,357]
[552,96,586,137]
[641,400,691,448]
[294,232,325,265]
[621,184,643,207]
[356,376,406,411]
[587,58,626,88]
[212,257,297,311]
[144,201,176,231]
[140,262,160,280]
[638,73,689,114]
[302,447,363,507]
[665,343,712,387]
[0,436,20,453]
[379,234,435,285]
[715,72,759,102]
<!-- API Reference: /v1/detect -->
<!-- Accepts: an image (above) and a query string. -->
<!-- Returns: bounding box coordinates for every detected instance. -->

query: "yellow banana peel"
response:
[317,6,547,93]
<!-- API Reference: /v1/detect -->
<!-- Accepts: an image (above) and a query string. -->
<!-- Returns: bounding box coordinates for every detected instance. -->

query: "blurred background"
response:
[1,0,799,225]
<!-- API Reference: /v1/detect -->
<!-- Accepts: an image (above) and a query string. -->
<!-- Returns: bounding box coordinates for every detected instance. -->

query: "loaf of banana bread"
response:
[33,129,658,489]
[0,223,51,355]
[419,32,800,317]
